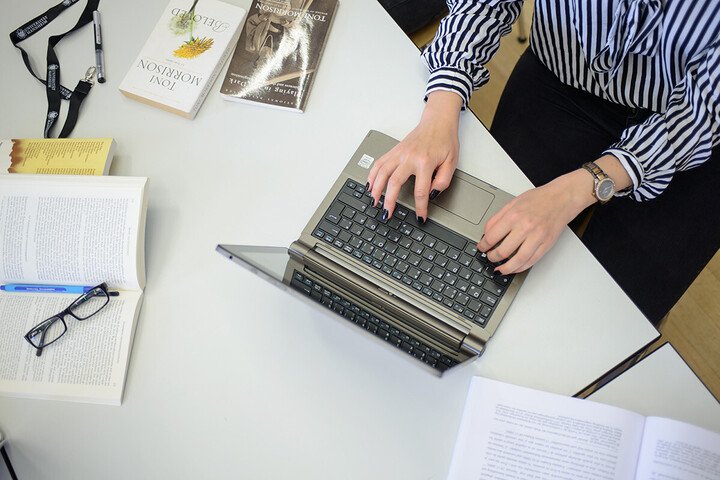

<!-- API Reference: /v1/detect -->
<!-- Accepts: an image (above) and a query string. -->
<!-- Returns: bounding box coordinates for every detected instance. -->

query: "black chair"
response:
[377,0,448,34]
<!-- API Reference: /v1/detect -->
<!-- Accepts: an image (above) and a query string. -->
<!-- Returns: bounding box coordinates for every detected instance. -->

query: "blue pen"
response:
[0,285,94,293]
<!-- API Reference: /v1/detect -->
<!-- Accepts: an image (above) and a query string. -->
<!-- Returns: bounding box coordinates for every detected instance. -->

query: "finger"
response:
[429,158,455,200]
[477,211,511,253]
[485,229,523,264]
[413,167,434,222]
[383,164,415,219]
[368,152,400,207]
[366,151,386,190]
[494,238,540,275]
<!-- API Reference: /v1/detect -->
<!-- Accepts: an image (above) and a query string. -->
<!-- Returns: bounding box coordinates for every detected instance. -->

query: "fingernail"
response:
[429,189,440,200]
[382,209,389,221]
[417,216,425,225]
[365,182,370,191]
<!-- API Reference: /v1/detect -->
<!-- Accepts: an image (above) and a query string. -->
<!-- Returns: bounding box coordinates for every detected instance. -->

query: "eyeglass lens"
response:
[69,287,109,319]
[26,316,67,348]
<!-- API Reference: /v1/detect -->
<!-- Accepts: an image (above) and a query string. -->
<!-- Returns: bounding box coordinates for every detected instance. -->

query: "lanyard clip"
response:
[83,66,96,85]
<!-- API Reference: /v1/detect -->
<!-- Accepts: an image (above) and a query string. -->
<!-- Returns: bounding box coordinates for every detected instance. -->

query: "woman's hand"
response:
[478,154,633,275]
[366,91,463,222]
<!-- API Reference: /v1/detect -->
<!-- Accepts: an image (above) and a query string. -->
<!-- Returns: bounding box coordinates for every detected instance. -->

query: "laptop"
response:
[217,130,527,375]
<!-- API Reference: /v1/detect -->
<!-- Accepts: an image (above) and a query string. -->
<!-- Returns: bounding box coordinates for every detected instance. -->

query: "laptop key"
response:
[339,218,353,230]
[470,273,485,287]
[354,212,368,225]
[339,193,367,211]
[383,242,398,254]
[480,291,498,306]
[325,202,344,224]
[467,299,482,312]
[458,267,473,280]
[319,220,342,237]
[458,254,473,267]
[443,286,458,299]
[456,293,470,305]
[485,280,504,296]
[341,206,357,218]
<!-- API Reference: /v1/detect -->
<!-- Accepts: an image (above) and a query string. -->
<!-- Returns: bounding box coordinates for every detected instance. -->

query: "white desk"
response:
[589,343,720,434]
[0,1,658,478]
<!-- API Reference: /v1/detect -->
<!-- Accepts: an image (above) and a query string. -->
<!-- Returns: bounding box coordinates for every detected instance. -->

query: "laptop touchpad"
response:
[399,176,495,226]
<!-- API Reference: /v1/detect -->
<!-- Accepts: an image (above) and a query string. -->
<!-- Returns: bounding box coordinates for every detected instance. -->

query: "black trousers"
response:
[490,49,720,325]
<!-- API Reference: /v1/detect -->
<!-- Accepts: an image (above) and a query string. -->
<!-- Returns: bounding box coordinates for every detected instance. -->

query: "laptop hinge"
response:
[462,337,484,357]
[289,241,469,352]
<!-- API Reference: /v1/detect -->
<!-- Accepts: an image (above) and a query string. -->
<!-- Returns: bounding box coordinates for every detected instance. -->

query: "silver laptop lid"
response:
[216,244,477,375]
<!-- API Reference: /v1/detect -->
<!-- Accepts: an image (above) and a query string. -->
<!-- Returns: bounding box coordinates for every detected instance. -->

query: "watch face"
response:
[597,178,615,201]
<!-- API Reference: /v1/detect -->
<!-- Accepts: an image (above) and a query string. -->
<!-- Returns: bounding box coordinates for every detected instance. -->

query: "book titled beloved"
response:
[219,0,339,112]
[0,175,149,405]
[0,138,116,175]
[448,377,720,480]
[119,0,246,118]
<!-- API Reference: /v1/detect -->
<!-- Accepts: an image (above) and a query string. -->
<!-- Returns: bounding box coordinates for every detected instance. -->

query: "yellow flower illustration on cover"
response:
[174,37,214,58]
[169,0,214,59]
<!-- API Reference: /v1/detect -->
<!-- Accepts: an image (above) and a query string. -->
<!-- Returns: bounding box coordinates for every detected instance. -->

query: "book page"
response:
[0,289,143,405]
[0,175,147,290]
[634,416,720,480]
[448,377,645,480]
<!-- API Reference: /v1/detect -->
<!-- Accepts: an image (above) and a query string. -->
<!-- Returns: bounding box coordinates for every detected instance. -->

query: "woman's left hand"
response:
[477,169,596,275]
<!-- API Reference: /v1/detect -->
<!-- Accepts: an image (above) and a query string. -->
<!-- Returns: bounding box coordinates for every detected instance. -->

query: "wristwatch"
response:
[582,161,615,204]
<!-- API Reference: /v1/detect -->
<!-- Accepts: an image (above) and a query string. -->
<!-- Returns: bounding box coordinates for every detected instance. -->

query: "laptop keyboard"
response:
[290,270,458,372]
[312,179,513,327]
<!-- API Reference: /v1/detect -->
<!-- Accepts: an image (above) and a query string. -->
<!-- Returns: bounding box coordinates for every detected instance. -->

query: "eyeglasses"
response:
[23,283,115,357]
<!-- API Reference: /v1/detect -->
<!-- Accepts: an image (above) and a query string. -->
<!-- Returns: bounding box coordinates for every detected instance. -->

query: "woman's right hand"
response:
[366,90,464,222]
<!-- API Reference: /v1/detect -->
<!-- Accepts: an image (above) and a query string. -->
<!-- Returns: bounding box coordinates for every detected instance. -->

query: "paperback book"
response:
[448,377,720,480]
[0,175,149,405]
[0,138,116,175]
[219,0,339,111]
[119,0,246,118]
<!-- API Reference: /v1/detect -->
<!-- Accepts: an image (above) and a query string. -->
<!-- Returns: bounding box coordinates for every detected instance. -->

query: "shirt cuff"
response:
[602,147,643,199]
[424,68,476,109]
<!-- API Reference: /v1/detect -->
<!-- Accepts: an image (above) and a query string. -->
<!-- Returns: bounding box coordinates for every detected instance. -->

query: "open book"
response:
[0,175,148,405]
[448,377,720,480]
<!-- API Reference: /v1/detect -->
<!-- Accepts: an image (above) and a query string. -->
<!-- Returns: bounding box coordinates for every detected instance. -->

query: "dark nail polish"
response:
[365,182,370,191]
[417,216,425,225]
[429,189,440,200]
[382,209,389,221]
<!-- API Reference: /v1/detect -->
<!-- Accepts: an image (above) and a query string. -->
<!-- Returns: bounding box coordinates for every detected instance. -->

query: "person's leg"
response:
[489,49,720,325]
[582,149,720,324]
[490,49,637,182]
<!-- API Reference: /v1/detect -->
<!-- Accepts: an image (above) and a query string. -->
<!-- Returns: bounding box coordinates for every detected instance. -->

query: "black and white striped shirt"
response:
[422,0,720,201]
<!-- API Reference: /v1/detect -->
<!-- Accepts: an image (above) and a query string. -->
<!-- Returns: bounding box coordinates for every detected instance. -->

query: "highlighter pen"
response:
[1,285,95,293]
[93,10,106,83]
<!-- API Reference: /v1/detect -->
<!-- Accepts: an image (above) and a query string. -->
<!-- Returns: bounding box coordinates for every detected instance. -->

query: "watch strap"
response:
[582,161,614,203]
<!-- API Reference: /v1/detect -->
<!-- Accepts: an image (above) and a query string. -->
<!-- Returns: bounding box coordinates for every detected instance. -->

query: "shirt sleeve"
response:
[604,43,720,201]
[421,0,525,108]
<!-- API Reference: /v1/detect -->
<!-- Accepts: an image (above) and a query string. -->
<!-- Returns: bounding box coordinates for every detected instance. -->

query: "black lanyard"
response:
[9,0,101,138]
